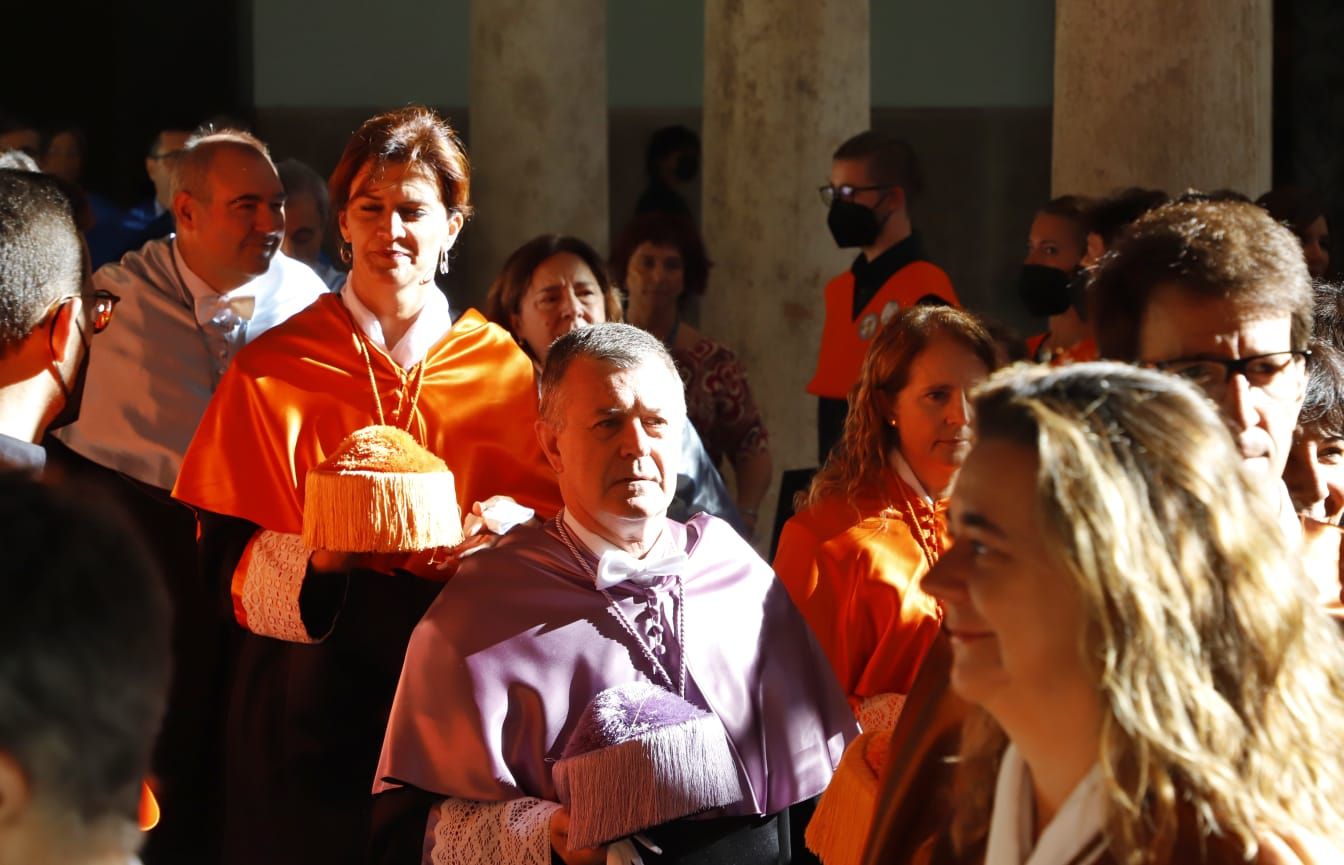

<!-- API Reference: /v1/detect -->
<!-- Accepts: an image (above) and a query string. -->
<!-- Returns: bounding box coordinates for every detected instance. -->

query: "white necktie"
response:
[595,549,689,590]
[195,293,256,327]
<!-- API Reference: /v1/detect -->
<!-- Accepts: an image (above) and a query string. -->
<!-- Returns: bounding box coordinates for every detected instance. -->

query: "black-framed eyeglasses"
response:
[42,289,120,335]
[1151,350,1309,397]
[87,289,120,333]
[818,183,891,207]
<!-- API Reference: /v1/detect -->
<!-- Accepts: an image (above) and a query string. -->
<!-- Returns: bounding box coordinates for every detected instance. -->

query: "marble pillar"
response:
[1052,0,1272,197]
[468,0,608,294]
[701,0,869,545]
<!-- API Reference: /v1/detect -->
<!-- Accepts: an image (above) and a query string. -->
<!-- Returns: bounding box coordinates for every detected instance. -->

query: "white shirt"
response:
[56,237,325,490]
[888,447,934,506]
[561,509,674,561]
[174,240,258,379]
[985,745,1106,865]
[340,278,452,370]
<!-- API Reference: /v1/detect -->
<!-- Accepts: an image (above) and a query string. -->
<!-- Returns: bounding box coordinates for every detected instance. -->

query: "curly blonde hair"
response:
[951,361,1344,863]
[802,305,997,511]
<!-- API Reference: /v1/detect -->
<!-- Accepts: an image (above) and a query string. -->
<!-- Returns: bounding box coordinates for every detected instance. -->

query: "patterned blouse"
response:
[670,334,770,470]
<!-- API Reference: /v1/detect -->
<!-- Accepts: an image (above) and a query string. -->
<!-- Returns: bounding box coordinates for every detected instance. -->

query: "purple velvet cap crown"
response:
[562,681,707,757]
[553,682,744,848]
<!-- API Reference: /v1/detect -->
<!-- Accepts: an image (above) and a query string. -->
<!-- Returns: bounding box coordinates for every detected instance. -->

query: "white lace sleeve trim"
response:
[427,797,560,865]
[856,691,906,733]
[237,530,321,644]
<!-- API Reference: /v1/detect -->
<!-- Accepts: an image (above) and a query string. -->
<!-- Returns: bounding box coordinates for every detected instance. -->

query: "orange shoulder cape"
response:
[173,294,561,532]
[772,473,945,702]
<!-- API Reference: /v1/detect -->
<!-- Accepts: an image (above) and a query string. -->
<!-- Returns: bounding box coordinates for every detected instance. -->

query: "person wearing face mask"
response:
[484,233,745,532]
[0,169,171,856]
[1019,195,1097,364]
[634,124,700,219]
[46,129,326,865]
[0,168,112,475]
[173,107,563,865]
[810,132,958,465]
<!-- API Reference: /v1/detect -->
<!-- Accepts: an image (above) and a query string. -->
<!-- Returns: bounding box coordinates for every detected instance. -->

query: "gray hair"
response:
[538,323,684,427]
[172,128,274,200]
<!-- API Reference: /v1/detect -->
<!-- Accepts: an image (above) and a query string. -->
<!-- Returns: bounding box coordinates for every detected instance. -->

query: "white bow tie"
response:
[595,549,689,590]
[196,293,256,326]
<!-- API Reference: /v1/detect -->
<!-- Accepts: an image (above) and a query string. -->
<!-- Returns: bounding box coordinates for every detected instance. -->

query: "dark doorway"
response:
[1272,0,1344,280]
[3,0,251,206]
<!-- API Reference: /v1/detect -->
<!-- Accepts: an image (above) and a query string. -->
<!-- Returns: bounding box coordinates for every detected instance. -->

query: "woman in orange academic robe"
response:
[173,108,561,865]
[773,304,998,865]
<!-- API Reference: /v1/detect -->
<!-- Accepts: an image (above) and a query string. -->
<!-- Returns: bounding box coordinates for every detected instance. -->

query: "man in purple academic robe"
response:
[370,324,856,865]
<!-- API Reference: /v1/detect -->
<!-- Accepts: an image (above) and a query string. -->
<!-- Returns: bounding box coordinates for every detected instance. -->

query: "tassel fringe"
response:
[555,715,744,849]
[804,730,890,865]
[303,470,463,552]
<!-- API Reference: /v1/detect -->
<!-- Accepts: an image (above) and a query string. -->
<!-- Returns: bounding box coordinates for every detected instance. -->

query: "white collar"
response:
[561,508,674,561]
[888,447,934,505]
[340,277,452,370]
[986,745,1106,865]
[173,239,258,326]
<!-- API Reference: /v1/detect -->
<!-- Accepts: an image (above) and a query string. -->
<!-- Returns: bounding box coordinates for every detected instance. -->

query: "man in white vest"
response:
[58,129,325,489]
[51,128,324,865]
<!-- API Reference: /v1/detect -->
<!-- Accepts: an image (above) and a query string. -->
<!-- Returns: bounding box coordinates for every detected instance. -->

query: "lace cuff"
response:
[232,530,334,643]
[427,797,560,865]
[855,691,906,733]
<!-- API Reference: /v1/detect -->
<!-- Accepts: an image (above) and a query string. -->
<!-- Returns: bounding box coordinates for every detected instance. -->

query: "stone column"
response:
[701,0,869,546]
[468,0,608,295]
[1053,0,1272,197]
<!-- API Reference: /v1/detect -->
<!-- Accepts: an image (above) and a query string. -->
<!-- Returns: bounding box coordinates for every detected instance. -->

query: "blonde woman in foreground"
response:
[917,361,1344,865]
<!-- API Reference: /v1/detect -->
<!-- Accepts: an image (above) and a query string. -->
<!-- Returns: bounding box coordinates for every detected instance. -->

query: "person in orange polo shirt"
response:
[810,132,958,463]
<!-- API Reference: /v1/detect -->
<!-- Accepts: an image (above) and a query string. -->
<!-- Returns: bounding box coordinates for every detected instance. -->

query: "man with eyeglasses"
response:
[808,131,959,465]
[0,168,114,475]
[862,198,1332,865]
[1092,198,1322,559]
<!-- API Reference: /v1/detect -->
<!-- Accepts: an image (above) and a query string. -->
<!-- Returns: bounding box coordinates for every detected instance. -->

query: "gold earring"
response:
[339,242,352,265]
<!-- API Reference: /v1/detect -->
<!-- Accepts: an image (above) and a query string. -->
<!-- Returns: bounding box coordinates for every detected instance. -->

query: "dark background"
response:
[5,0,252,206]
[5,0,1343,286]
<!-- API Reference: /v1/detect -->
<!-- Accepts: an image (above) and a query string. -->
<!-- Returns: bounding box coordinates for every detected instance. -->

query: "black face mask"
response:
[828,200,883,248]
[1017,264,1074,318]
[674,152,699,183]
[46,323,90,431]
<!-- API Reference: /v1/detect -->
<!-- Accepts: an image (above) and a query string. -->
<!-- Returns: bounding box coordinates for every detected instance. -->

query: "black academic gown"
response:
[43,436,227,865]
[197,512,444,865]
